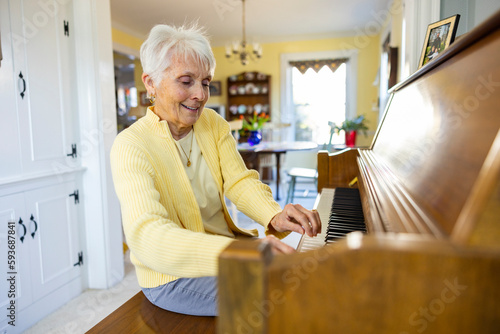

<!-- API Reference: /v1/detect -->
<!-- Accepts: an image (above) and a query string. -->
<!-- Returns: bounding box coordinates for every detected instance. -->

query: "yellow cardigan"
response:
[110,107,284,288]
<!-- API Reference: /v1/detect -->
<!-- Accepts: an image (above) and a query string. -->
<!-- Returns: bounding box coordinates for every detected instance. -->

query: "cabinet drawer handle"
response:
[18,218,27,243]
[18,71,26,99]
[30,214,38,238]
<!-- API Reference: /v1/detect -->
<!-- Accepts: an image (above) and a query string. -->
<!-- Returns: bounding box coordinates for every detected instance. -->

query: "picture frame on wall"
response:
[209,81,222,96]
[418,14,460,69]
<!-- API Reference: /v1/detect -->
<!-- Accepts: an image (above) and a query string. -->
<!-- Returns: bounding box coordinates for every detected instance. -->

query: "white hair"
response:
[140,23,216,85]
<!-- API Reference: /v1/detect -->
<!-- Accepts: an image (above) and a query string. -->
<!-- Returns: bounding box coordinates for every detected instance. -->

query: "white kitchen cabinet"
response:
[0,180,84,333]
[0,1,23,180]
[0,0,80,180]
[25,182,83,303]
[0,193,33,328]
[0,0,86,332]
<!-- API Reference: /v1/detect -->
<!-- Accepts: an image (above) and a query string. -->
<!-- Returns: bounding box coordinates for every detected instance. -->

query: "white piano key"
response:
[297,188,335,252]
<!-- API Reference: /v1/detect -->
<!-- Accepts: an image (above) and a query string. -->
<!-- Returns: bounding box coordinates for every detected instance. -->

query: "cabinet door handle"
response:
[73,251,83,266]
[30,214,38,239]
[67,144,77,158]
[18,71,26,99]
[18,218,27,243]
[64,20,69,36]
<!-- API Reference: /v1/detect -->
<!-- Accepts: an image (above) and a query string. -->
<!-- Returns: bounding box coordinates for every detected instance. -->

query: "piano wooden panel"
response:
[371,30,500,235]
[219,236,500,334]
[218,9,500,334]
[317,148,359,192]
[454,131,500,247]
[218,237,500,334]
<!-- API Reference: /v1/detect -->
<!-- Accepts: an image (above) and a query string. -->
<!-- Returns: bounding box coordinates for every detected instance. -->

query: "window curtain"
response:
[289,58,348,74]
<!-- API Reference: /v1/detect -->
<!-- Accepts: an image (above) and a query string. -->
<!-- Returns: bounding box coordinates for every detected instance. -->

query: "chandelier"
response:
[225,0,262,66]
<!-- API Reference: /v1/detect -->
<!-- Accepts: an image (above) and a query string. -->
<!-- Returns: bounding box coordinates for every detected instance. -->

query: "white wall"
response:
[73,0,124,289]
[440,0,474,36]
[391,0,498,82]
[474,0,500,25]
[399,0,440,80]
[440,0,500,35]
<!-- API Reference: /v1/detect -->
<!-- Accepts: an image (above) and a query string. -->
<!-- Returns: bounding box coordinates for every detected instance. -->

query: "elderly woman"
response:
[110,24,321,316]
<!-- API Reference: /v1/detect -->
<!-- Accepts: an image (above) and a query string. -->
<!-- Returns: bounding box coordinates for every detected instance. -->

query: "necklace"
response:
[179,129,194,167]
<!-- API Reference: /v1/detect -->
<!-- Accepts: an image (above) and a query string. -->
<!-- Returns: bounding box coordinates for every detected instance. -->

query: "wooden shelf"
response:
[226,71,271,122]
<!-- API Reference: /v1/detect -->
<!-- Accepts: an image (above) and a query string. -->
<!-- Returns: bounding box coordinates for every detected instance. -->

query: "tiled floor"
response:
[25,178,318,333]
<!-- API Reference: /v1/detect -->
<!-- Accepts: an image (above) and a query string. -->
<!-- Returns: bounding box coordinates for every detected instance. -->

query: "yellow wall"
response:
[212,36,380,147]
[112,28,143,50]
[111,29,381,145]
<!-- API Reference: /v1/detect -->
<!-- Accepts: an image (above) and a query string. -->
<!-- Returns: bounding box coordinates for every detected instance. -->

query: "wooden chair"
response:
[228,119,243,139]
[257,123,292,182]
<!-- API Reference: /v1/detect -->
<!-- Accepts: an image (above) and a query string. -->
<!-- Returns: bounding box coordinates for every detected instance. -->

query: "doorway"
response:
[114,51,139,133]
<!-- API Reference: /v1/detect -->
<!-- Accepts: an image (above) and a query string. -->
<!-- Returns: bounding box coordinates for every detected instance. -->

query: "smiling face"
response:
[143,53,212,139]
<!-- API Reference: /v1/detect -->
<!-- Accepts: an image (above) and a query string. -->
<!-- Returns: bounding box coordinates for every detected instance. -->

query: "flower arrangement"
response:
[240,112,269,132]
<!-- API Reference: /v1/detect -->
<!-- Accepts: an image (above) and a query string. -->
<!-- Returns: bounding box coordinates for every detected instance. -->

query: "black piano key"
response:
[325,234,346,241]
[330,211,364,218]
[329,217,364,224]
[327,227,366,234]
[328,220,364,227]
[324,187,366,243]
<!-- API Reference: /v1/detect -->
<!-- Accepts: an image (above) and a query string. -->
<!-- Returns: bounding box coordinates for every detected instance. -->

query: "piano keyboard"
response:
[297,187,366,252]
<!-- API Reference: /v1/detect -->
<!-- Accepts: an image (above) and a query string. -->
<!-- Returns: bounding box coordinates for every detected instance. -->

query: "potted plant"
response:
[331,115,368,147]
[240,112,269,146]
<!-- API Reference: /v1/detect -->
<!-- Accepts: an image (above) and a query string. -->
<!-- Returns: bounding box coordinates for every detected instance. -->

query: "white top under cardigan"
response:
[174,129,233,237]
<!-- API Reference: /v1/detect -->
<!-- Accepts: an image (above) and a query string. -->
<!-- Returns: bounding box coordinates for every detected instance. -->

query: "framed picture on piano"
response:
[418,14,460,68]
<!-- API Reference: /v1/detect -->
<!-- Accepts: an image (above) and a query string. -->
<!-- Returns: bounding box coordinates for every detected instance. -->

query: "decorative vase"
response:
[345,130,357,147]
[248,130,262,146]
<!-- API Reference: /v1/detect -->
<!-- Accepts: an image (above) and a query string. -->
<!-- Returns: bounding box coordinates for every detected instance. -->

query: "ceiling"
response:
[110,0,392,47]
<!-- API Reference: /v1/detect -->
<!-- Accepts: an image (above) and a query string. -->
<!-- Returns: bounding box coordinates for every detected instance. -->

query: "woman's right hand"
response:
[259,235,296,255]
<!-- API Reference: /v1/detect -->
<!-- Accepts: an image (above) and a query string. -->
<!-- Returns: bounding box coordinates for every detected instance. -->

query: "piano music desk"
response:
[86,291,215,333]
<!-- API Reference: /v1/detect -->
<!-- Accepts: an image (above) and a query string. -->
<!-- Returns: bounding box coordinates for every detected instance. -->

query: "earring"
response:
[149,95,156,105]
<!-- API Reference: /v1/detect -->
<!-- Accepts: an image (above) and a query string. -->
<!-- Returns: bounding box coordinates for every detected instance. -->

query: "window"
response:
[291,63,347,145]
[280,50,358,146]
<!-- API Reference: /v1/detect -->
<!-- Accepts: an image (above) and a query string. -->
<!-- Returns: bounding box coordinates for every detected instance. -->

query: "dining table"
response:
[237,141,318,200]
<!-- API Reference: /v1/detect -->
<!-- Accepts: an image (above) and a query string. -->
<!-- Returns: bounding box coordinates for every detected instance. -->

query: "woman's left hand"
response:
[270,204,321,237]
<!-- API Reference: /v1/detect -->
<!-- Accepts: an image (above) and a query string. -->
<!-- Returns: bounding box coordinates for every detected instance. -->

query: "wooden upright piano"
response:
[218,10,500,334]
